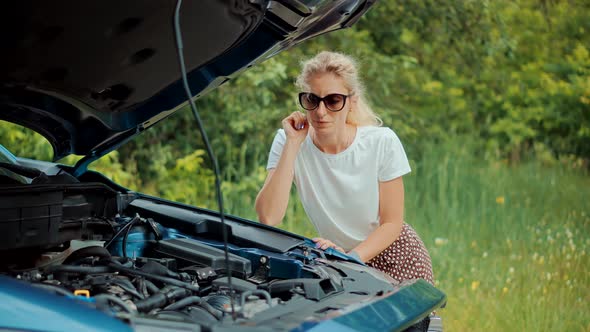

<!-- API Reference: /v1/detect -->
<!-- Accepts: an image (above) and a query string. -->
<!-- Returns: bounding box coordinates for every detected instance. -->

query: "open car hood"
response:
[0,0,375,162]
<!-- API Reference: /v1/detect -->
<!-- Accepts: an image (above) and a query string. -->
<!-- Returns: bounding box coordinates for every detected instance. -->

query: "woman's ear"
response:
[350,95,359,111]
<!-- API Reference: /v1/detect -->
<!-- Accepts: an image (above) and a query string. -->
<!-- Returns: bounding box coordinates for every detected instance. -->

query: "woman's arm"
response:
[349,176,405,262]
[255,141,299,226]
[255,112,308,226]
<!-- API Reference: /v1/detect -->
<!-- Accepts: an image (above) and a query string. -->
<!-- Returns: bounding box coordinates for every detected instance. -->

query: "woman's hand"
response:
[282,111,309,145]
[312,237,344,252]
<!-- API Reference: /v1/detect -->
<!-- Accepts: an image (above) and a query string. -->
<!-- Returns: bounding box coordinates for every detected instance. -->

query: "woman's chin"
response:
[312,122,332,130]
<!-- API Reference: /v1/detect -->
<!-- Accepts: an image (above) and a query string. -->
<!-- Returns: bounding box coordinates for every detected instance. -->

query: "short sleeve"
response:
[266,129,287,170]
[378,128,411,181]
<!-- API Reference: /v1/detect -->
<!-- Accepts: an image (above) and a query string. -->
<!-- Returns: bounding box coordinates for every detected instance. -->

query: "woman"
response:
[255,51,433,284]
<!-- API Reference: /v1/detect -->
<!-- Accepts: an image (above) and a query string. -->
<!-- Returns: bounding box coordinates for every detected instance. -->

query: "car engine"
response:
[0,163,406,331]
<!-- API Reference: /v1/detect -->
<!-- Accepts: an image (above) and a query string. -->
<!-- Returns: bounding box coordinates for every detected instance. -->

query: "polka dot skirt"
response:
[366,222,434,285]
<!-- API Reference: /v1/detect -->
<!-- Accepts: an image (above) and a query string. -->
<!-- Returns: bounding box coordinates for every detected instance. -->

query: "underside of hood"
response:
[0,0,376,163]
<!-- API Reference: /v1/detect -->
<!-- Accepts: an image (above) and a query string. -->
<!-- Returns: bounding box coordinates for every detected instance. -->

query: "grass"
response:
[224,142,590,332]
[402,145,589,331]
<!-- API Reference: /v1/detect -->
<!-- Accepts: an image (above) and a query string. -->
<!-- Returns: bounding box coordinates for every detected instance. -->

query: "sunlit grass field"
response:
[228,143,590,332]
[401,146,589,331]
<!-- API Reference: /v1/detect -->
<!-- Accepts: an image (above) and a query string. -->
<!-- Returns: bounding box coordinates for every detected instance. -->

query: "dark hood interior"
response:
[0,0,264,160]
[1,1,261,113]
[0,0,376,162]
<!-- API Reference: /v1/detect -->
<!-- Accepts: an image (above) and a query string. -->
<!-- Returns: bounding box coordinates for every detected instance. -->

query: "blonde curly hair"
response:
[295,51,382,127]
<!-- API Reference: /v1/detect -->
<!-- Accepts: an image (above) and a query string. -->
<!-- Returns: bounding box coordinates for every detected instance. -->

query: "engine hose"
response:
[239,290,272,309]
[139,261,180,279]
[93,294,134,314]
[48,262,197,292]
[104,214,140,250]
[163,296,202,311]
[134,287,190,312]
[122,216,141,258]
[143,279,160,294]
[111,278,144,299]
[46,265,111,274]
[134,293,167,312]
[108,262,199,292]
[198,300,223,320]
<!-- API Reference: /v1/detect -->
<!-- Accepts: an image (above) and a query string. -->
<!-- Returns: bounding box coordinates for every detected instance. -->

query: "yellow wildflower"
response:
[496,196,505,204]
[502,287,509,294]
[471,281,480,291]
[434,237,448,246]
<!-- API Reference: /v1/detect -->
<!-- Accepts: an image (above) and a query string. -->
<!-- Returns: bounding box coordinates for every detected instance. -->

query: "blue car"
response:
[0,1,445,331]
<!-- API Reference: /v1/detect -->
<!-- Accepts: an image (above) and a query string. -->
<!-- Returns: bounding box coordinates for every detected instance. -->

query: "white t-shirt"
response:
[266,126,411,251]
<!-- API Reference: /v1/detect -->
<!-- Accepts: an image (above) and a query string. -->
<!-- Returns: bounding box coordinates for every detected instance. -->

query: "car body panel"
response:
[0,275,132,332]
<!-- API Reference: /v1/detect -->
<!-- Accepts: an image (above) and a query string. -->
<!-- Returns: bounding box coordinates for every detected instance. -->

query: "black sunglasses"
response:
[298,92,350,112]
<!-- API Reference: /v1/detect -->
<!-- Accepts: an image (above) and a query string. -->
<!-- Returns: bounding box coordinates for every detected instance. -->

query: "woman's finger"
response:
[314,238,329,248]
[315,240,327,248]
[283,111,308,132]
[312,238,342,251]
[297,112,307,129]
[321,240,334,250]
[294,112,306,130]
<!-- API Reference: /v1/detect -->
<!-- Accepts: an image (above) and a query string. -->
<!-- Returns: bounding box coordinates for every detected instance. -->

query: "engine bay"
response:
[0,161,399,330]
[1,208,397,330]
